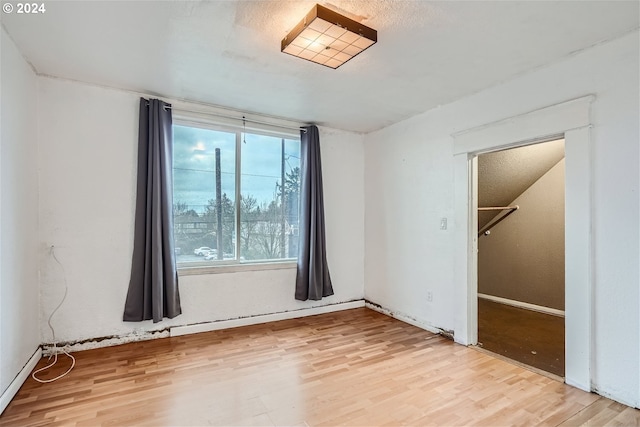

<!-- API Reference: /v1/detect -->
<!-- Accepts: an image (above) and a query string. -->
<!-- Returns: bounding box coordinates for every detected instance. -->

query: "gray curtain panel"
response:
[123,98,181,323]
[295,125,334,301]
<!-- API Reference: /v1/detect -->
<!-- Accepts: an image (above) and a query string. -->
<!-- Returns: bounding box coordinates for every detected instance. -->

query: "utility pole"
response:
[215,148,223,260]
[280,139,286,259]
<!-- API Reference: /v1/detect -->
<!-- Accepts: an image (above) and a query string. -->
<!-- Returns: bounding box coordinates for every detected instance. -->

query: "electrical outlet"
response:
[440,218,448,230]
[427,291,433,302]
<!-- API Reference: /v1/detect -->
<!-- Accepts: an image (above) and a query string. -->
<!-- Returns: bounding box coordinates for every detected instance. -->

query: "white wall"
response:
[0,29,41,393]
[37,77,364,343]
[364,31,639,406]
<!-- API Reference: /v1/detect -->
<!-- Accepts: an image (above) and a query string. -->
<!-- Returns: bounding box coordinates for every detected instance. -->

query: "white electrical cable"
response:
[32,246,76,383]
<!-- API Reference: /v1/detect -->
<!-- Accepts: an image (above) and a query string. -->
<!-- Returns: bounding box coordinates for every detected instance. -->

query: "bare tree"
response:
[240,195,259,256]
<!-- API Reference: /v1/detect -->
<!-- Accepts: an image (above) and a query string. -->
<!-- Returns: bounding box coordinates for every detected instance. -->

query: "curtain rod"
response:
[161,105,307,133]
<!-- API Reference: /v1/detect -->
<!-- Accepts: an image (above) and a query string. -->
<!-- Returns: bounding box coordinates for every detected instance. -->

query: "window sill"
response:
[178,261,297,276]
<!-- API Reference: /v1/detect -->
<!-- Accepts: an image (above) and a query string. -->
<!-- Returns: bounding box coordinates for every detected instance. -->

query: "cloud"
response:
[173,124,300,211]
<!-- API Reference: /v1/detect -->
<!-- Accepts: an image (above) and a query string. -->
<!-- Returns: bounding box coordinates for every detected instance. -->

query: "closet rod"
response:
[478,206,519,211]
[477,205,519,237]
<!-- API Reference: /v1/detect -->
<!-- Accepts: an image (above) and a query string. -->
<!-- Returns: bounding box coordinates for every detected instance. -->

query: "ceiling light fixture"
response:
[281,4,377,69]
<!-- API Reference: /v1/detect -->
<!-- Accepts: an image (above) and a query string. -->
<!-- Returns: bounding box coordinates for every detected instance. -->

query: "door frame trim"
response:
[451,95,594,392]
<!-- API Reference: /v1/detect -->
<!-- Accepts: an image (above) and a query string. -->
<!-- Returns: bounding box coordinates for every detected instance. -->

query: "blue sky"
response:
[173,125,300,212]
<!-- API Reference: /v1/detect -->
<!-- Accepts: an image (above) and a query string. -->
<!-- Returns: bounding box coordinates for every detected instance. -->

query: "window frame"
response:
[172,114,301,273]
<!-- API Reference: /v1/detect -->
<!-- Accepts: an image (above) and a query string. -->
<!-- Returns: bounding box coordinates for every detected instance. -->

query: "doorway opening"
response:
[452,95,593,391]
[476,139,565,377]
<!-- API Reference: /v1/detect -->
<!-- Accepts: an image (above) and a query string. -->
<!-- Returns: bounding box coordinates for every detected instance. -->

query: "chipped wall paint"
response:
[42,329,171,356]
[365,300,445,337]
[41,300,365,355]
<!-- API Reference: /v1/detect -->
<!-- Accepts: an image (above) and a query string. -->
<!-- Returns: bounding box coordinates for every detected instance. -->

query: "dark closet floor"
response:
[478,298,565,377]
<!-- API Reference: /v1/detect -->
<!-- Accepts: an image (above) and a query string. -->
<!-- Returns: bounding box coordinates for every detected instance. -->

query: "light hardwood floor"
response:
[1,308,638,426]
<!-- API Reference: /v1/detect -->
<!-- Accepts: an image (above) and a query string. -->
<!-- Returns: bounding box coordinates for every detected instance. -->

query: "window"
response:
[172,121,300,267]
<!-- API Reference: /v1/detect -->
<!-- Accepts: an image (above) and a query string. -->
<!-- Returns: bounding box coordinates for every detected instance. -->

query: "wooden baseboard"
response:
[170,300,366,337]
[1,347,42,415]
[478,293,565,317]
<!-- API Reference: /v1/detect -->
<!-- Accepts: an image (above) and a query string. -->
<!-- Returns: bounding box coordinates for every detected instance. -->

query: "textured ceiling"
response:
[478,139,565,229]
[2,1,638,133]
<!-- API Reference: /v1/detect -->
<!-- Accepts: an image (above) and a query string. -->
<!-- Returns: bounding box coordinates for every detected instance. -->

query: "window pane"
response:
[240,133,300,261]
[173,125,236,263]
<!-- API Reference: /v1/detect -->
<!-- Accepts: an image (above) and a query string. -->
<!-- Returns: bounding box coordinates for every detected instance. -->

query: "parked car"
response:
[203,251,218,261]
[194,247,212,256]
